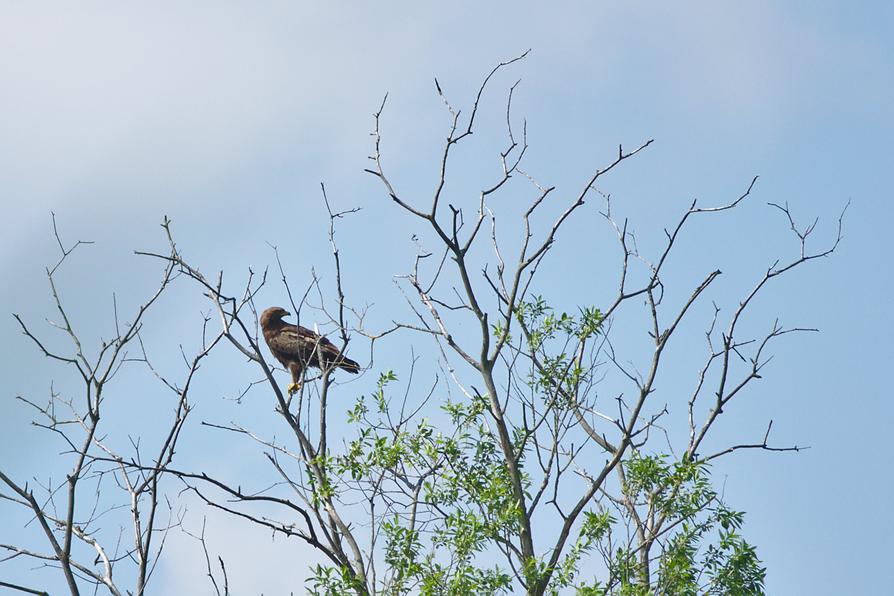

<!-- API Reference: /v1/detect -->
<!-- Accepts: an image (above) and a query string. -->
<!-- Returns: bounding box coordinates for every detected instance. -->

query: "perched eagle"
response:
[260,306,360,395]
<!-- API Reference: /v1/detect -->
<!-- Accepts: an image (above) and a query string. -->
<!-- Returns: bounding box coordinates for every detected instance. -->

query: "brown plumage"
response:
[260,306,360,394]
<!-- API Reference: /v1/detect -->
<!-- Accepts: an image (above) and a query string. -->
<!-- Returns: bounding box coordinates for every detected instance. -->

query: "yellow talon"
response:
[286,382,302,395]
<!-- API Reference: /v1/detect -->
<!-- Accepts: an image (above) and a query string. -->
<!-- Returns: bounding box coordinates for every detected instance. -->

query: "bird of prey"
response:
[260,306,360,395]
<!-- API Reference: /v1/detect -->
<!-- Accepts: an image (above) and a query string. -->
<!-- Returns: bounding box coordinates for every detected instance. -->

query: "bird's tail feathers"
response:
[339,357,361,374]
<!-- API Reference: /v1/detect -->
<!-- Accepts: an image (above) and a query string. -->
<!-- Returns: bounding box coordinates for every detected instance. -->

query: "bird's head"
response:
[260,306,291,327]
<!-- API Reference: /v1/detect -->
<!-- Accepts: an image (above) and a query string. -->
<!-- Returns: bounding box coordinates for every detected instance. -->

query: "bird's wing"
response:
[273,324,340,354]
[267,325,319,359]
[268,324,355,373]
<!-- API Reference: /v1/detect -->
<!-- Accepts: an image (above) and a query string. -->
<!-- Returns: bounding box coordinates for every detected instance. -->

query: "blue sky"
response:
[1,2,891,594]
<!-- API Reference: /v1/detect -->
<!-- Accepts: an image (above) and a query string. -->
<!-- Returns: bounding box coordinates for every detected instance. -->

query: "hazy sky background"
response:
[1,2,891,594]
